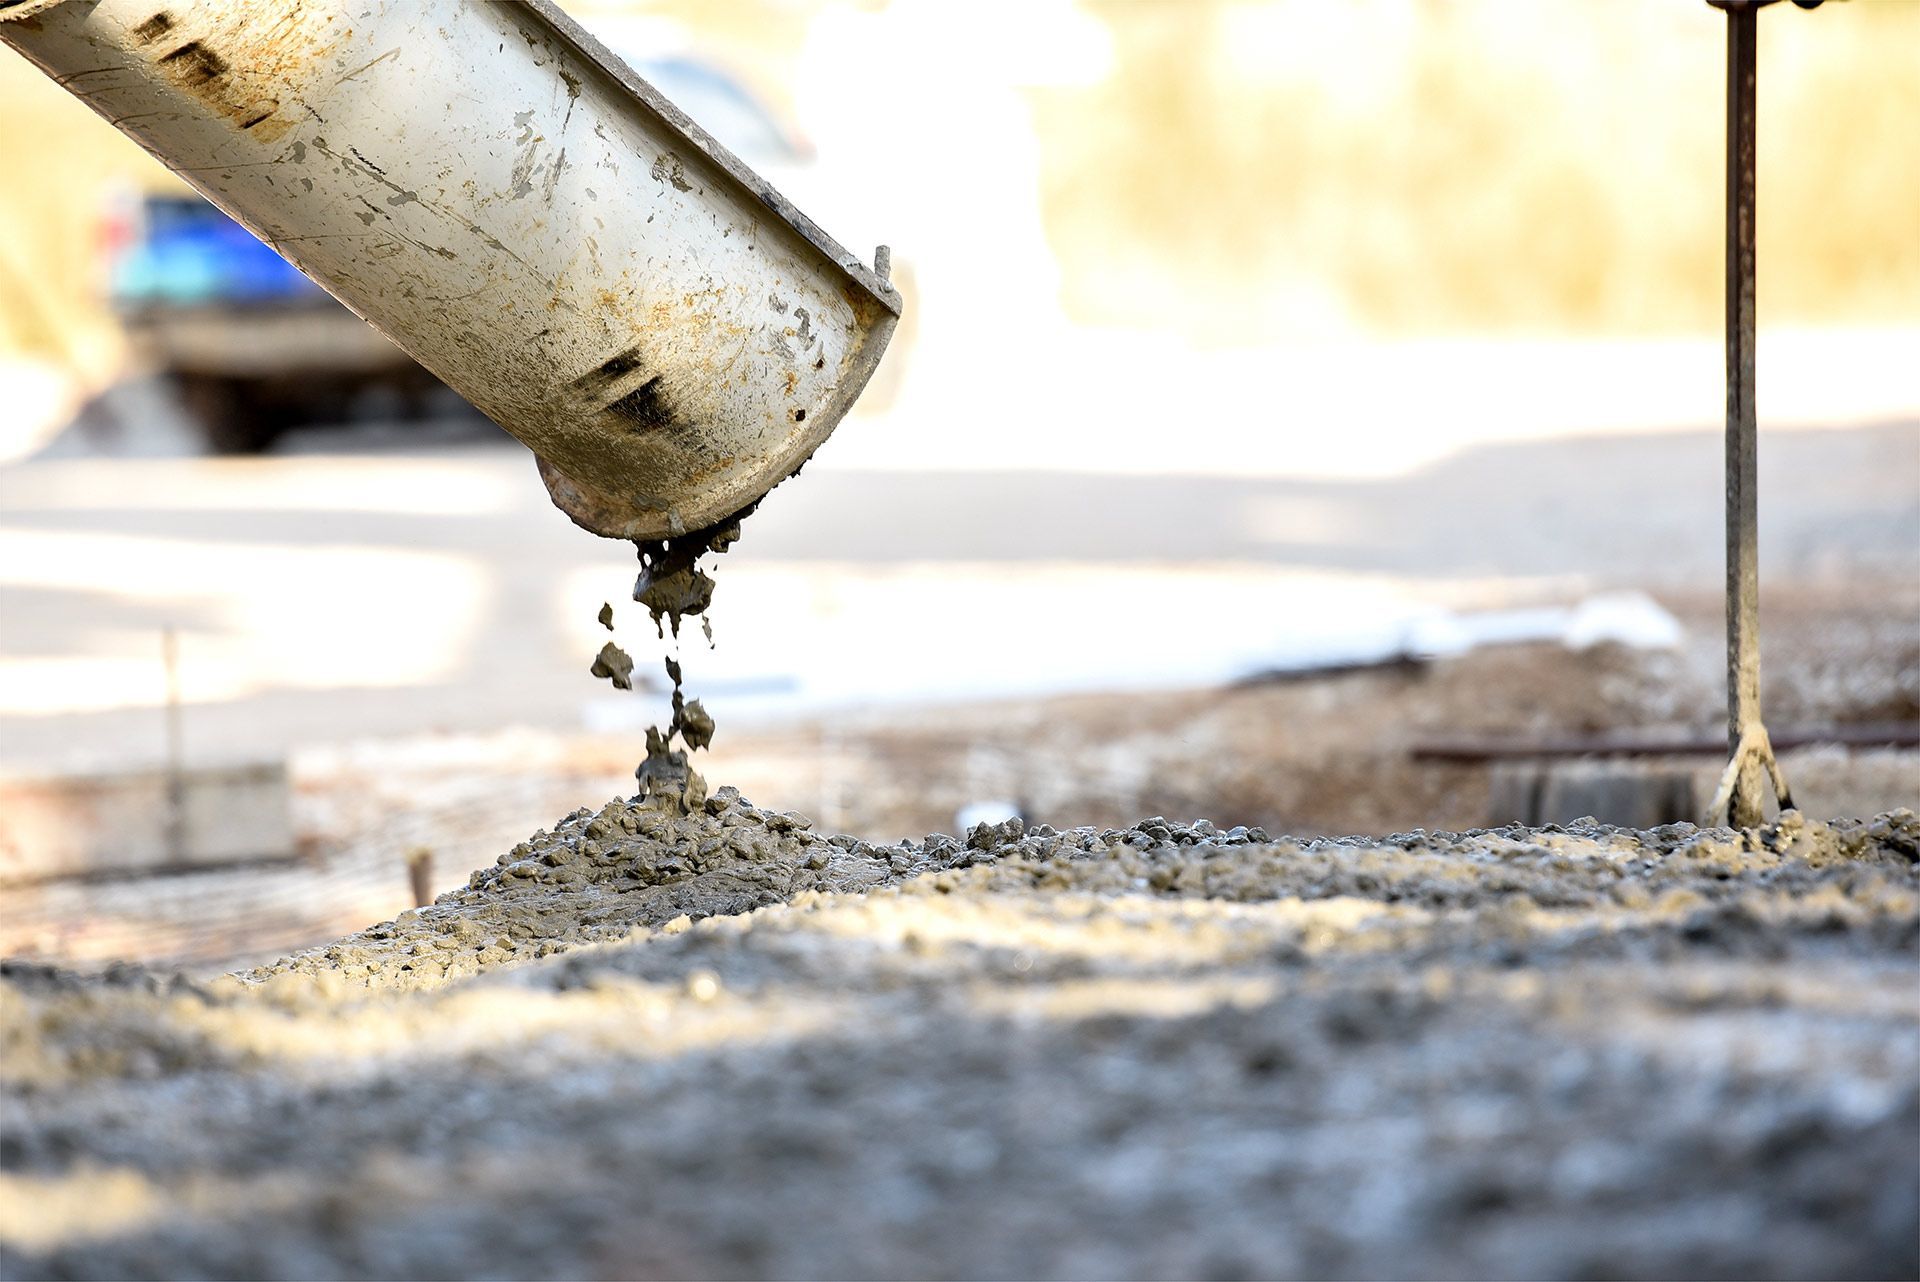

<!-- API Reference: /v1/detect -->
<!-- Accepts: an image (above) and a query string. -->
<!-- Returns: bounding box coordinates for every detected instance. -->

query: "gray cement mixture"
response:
[630,511,745,640]
[587,641,635,692]
[3,801,1916,1279]
[620,648,717,818]
[615,510,742,815]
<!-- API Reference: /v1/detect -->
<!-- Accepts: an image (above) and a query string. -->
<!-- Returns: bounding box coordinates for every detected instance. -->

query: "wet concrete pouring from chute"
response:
[589,509,749,817]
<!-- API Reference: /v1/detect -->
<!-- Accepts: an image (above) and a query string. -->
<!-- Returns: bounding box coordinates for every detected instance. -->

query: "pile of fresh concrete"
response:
[3,797,1915,1279]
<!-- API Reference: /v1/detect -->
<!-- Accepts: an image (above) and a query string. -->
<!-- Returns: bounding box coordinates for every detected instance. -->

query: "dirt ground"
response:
[3,794,1917,1280]
[780,581,1919,844]
[4,579,1915,974]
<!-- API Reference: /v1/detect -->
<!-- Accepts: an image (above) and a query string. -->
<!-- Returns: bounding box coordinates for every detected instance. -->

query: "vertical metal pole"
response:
[162,624,187,864]
[407,847,434,908]
[1722,5,1768,827]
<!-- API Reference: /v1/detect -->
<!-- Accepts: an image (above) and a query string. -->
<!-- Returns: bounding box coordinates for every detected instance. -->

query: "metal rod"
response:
[407,847,434,908]
[162,624,187,864]
[1723,4,1768,827]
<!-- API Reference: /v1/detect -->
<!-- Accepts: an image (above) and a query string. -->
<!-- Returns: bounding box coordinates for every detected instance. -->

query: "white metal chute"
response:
[1,0,899,539]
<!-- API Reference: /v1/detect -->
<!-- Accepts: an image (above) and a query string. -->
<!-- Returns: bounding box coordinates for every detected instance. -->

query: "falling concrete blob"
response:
[604,506,757,814]
[632,657,714,813]
[631,506,752,638]
[634,725,707,815]
[589,641,635,690]
[678,698,714,751]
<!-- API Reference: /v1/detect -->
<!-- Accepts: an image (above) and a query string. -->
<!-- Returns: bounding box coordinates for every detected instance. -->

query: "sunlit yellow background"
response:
[5,0,1917,383]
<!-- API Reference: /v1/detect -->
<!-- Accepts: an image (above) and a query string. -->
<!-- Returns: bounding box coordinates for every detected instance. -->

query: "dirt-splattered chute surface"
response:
[2,804,1915,1279]
[0,0,901,540]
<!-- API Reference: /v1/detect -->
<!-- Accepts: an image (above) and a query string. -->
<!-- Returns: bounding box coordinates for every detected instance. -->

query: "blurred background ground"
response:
[1,0,1916,971]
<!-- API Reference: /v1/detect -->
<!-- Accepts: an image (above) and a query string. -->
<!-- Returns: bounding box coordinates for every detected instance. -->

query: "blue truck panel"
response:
[112,197,323,308]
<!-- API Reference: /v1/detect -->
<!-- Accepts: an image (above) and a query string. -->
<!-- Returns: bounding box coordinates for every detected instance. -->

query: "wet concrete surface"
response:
[2,803,1915,1279]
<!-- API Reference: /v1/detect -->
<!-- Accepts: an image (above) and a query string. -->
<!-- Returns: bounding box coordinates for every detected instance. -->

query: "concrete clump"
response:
[587,641,635,690]
[630,656,719,815]
[629,509,748,639]
[601,509,751,815]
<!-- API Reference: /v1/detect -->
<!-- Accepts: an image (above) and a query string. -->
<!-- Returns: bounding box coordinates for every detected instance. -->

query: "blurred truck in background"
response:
[103,188,466,453]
